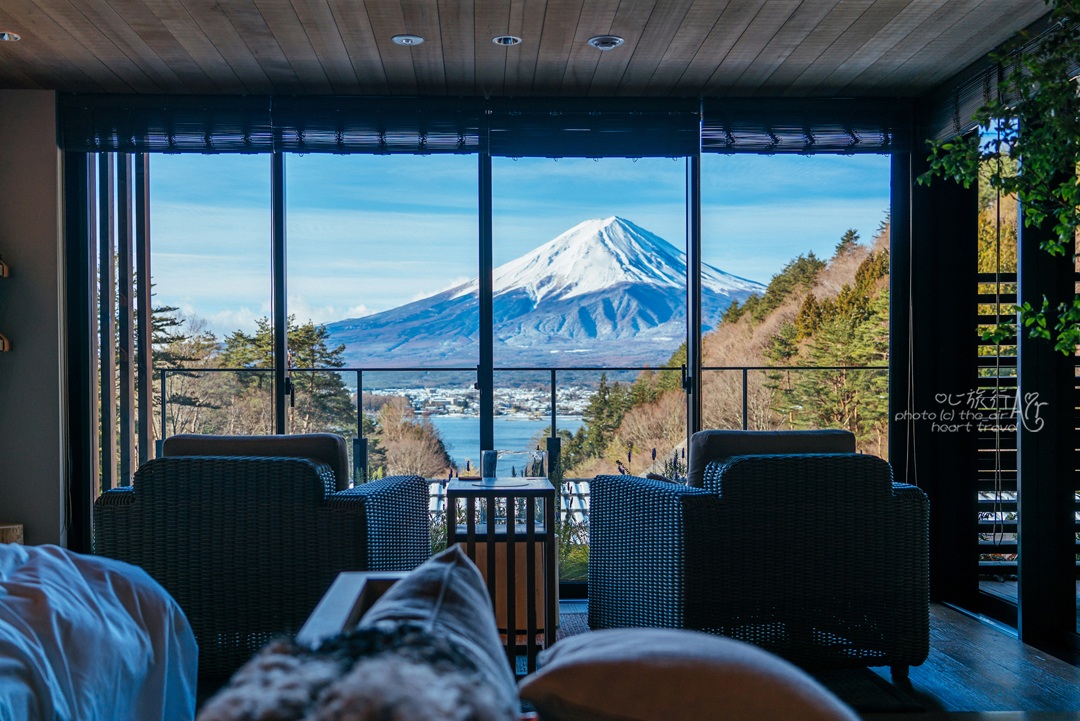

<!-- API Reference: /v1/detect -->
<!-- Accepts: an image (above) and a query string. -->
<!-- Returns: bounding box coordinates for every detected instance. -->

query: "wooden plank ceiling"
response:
[0,0,1050,97]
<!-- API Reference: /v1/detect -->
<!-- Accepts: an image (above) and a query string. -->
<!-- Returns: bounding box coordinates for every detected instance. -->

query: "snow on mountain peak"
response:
[451,216,760,303]
[326,216,766,367]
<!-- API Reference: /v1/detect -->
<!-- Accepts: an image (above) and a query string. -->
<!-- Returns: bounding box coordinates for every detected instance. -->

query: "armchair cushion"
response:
[163,433,351,490]
[519,628,858,721]
[687,429,855,487]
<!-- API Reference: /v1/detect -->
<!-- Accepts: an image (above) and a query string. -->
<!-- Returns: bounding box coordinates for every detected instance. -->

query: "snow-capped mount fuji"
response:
[325,217,764,367]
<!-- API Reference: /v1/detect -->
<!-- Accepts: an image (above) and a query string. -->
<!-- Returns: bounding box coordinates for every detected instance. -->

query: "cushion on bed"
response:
[518,628,859,721]
[357,545,519,716]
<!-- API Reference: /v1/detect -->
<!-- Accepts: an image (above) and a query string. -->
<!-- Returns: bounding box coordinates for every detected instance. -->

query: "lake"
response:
[430,416,585,471]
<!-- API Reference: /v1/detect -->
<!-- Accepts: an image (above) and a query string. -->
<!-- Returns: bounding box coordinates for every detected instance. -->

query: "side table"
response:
[0,524,23,544]
[447,477,556,675]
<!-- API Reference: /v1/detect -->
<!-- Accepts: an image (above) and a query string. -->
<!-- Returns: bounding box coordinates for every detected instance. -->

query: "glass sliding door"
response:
[700,154,891,457]
[491,156,690,470]
[286,154,479,482]
[149,155,274,440]
[492,156,688,580]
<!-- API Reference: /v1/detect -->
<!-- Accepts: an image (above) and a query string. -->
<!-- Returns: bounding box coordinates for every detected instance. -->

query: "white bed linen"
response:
[0,544,198,721]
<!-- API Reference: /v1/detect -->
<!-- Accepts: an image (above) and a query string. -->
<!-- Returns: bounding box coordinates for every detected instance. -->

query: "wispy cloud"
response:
[411,276,472,301]
[287,295,371,325]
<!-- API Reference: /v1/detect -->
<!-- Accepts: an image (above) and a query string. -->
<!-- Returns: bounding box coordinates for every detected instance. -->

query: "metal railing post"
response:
[157,368,167,457]
[550,368,557,438]
[742,367,748,431]
[353,369,366,484]
[548,368,561,484]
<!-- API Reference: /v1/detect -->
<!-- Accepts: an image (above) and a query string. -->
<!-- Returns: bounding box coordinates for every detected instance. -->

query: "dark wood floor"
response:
[864,604,1080,717]
[560,601,1080,719]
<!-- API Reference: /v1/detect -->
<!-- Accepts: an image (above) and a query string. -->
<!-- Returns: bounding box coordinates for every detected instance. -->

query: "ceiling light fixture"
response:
[0,32,21,42]
[588,35,623,50]
[391,34,424,46]
[492,35,522,46]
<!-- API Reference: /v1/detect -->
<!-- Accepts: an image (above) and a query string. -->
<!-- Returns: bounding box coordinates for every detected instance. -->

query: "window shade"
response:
[59,94,912,156]
[486,98,700,158]
[701,99,911,154]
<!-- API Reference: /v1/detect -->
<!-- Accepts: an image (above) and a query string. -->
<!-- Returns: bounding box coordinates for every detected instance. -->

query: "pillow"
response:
[687,429,856,488]
[162,433,350,491]
[518,628,859,721]
[358,545,519,717]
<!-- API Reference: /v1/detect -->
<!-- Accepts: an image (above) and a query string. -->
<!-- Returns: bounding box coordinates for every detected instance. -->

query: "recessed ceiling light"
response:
[0,32,21,42]
[588,35,624,51]
[492,35,522,46]
[392,35,424,46]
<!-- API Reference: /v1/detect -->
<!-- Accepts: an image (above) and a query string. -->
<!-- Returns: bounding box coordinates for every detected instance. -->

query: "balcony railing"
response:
[156,363,888,479]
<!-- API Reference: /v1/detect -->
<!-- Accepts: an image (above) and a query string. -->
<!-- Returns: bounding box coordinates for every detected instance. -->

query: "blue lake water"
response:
[430,416,585,471]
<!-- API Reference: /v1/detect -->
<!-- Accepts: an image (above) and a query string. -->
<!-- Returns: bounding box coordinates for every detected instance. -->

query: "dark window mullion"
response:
[272,152,287,434]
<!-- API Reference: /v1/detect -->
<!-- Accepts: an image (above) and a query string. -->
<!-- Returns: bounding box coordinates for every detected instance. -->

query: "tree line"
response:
[151,312,451,479]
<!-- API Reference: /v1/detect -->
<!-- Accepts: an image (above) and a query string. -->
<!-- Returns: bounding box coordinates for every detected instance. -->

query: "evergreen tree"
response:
[766,321,799,362]
[628,369,661,407]
[834,229,860,258]
[795,294,822,341]
[720,298,745,324]
[579,373,631,460]
[854,249,890,294]
[151,308,222,436]
[779,290,889,448]
[741,294,763,322]
[819,296,837,322]
[656,342,687,393]
[745,252,826,324]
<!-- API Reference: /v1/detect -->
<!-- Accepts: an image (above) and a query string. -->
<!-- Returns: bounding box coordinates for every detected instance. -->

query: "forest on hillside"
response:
[554,220,893,479]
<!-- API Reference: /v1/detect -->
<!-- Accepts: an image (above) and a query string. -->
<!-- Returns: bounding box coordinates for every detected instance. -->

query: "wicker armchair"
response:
[589,430,928,678]
[94,450,430,678]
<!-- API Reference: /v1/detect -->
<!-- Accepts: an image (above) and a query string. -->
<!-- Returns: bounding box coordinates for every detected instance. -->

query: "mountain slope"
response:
[326,217,764,366]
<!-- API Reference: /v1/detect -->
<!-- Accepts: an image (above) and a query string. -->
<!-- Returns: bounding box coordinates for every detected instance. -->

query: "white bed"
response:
[0,544,198,721]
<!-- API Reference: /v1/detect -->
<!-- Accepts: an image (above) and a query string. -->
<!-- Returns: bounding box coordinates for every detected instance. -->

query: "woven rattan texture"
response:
[93,456,429,677]
[589,454,928,671]
[588,474,713,630]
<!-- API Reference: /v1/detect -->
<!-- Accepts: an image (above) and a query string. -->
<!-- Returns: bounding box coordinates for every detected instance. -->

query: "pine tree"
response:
[720,298,745,324]
[795,294,823,340]
[744,252,826,324]
[766,321,799,362]
[854,249,890,294]
[834,229,860,258]
[779,290,889,450]
[819,296,837,322]
[656,342,687,393]
[580,373,631,460]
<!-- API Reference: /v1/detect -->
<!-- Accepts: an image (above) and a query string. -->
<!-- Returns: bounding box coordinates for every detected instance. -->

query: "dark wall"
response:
[0,90,66,545]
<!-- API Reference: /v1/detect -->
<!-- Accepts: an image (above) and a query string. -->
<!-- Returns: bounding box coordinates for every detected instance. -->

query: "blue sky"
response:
[149,153,890,336]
